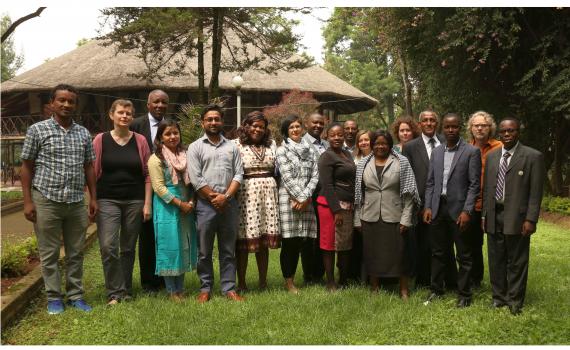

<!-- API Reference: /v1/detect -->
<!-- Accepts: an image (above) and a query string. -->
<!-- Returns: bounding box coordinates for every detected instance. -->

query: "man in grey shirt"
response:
[187,104,244,303]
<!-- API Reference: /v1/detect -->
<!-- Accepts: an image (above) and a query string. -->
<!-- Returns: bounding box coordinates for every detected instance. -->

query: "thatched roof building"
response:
[1,39,377,135]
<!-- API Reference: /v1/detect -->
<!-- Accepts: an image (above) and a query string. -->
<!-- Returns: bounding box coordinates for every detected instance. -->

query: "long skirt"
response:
[362,219,410,278]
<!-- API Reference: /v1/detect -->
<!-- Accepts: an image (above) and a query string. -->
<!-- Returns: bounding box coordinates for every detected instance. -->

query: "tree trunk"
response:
[208,9,224,100]
[385,94,395,122]
[397,49,413,117]
[197,17,206,104]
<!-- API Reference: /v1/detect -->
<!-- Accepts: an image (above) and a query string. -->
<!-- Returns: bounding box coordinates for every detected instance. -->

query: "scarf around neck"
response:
[354,151,421,207]
[161,146,191,185]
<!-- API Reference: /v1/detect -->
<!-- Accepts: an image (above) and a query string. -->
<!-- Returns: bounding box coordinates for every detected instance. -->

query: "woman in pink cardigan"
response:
[93,99,152,305]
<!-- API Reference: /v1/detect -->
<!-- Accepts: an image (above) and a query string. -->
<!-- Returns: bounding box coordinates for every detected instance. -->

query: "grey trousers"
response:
[32,189,88,301]
[96,199,144,299]
[195,197,239,294]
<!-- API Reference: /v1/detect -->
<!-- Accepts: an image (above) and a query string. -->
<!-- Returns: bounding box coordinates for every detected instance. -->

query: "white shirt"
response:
[148,113,162,143]
[421,133,441,159]
[501,141,519,167]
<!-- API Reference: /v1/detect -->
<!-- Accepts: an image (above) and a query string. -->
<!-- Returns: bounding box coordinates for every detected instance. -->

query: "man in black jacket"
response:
[403,110,457,290]
[129,89,169,293]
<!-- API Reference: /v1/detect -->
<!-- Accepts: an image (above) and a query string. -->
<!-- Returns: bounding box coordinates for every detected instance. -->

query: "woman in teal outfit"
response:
[147,120,197,302]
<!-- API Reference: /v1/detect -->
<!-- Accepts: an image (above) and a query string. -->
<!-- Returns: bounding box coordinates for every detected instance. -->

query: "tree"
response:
[1,15,24,81]
[322,8,402,126]
[263,89,320,143]
[99,7,312,102]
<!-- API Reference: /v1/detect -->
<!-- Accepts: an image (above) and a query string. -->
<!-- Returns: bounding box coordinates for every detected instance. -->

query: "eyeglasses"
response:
[473,124,490,129]
[498,128,518,134]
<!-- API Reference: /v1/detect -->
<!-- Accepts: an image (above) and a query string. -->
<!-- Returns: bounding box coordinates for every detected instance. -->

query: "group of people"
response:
[21,84,544,317]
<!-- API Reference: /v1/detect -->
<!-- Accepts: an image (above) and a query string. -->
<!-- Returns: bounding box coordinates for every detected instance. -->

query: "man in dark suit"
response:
[129,89,169,293]
[423,113,481,308]
[403,110,457,289]
[482,117,545,315]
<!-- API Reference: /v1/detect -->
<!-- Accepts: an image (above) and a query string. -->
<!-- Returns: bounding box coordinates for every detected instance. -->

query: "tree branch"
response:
[1,7,46,43]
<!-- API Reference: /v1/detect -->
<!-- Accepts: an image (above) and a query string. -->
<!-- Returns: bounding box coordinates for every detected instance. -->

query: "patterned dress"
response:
[234,139,280,252]
[276,138,319,239]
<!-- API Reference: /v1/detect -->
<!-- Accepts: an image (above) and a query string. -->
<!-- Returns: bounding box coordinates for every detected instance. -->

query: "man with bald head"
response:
[130,89,170,294]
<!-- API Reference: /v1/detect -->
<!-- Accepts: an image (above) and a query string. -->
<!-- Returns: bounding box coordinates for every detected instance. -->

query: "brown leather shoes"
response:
[225,291,245,302]
[196,292,211,304]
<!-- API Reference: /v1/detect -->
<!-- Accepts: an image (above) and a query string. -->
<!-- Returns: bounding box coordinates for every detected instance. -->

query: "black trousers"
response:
[347,228,364,282]
[430,198,472,299]
[138,220,163,291]
[280,237,316,279]
[468,211,485,284]
[414,219,457,289]
[487,204,530,308]
[299,198,324,282]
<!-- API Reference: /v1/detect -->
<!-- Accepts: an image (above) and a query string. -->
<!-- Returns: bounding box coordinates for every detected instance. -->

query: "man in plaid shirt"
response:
[21,84,98,315]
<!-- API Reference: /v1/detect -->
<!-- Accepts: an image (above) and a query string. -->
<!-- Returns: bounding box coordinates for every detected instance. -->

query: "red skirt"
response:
[316,196,353,251]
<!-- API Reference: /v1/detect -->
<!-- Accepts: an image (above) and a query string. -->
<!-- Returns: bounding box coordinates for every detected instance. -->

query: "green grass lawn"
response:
[2,221,569,345]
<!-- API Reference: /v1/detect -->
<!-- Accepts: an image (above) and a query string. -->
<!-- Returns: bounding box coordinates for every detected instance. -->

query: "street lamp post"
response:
[231,75,244,127]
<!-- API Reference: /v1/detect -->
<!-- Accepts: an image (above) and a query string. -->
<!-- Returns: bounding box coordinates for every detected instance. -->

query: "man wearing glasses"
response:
[482,117,545,315]
[467,111,502,289]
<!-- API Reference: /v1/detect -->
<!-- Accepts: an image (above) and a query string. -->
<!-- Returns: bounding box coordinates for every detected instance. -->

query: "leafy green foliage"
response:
[0,190,23,202]
[99,8,312,99]
[177,96,229,146]
[1,237,38,278]
[542,196,570,216]
[1,14,24,81]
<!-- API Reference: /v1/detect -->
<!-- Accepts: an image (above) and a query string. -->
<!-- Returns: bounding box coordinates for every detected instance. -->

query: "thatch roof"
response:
[1,39,377,114]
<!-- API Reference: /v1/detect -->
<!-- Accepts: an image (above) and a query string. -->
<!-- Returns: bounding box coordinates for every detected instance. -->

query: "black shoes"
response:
[456,298,472,308]
[509,305,522,316]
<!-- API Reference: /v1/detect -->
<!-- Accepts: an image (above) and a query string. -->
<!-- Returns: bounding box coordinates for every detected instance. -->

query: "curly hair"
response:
[468,110,497,139]
[391,115,420,143]
[237,110,272,147]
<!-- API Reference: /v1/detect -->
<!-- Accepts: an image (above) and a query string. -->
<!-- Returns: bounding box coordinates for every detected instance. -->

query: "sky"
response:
[2,5,333,75]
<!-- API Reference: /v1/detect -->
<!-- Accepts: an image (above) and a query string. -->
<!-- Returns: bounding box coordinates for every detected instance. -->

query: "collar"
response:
[148,113,162,126]
[445,138,462,151]
[49,116,76,130]
[200,133,226,146]
[470,137,501,148]
[502,141,519,156]
[304,133,322,145]
[421,133,437,144]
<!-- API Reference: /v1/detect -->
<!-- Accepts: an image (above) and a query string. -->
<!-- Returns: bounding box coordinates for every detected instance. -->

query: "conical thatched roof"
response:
[1,39,377,114]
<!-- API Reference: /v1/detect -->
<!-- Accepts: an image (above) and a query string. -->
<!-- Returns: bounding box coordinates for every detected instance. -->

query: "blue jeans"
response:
[164,274,184,293]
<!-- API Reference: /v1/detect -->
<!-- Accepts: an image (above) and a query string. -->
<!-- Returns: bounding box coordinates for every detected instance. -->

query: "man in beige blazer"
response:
[482,117,545,315]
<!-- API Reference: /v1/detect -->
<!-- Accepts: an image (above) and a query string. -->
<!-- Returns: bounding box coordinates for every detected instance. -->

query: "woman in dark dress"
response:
[354,130,420,300]
[317,123,356,291]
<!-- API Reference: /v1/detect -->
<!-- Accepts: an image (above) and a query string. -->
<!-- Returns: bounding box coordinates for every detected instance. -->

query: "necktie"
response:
[427,138,436,159]
[495,152,511,201]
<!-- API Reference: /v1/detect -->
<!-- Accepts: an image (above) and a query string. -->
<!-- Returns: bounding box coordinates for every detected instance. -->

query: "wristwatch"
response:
[224,193,232,200]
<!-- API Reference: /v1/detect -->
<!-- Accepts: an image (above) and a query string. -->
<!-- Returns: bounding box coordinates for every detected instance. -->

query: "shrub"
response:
[1,237,39,278]
[0,190,23,203]
[542,196,570,216]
